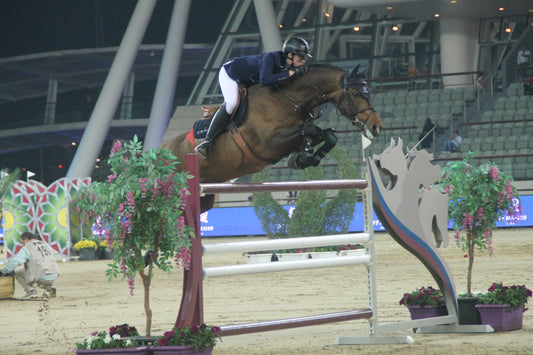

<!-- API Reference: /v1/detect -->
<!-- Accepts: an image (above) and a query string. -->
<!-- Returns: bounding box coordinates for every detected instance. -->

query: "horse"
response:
[162,63,383,209]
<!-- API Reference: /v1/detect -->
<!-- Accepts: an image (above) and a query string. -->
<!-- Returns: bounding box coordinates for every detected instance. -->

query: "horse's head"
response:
[337,64,382,138]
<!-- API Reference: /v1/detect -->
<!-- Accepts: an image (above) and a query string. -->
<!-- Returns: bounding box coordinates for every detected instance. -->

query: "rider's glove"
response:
[292,65,307,78]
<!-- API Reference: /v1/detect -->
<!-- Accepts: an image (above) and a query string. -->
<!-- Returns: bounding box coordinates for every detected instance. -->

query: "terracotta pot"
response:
[475,304,524,332]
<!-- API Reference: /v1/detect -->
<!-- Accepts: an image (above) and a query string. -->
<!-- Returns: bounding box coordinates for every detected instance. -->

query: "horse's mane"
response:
[306,63,344,72]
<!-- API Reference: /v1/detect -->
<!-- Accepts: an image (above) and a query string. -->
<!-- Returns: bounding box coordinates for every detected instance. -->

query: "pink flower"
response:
[111,140,123,154]
[107,172,118,183]
[488,166,501,181]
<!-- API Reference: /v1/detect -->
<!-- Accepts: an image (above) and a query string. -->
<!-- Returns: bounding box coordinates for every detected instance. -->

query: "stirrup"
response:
[195,140,212,158]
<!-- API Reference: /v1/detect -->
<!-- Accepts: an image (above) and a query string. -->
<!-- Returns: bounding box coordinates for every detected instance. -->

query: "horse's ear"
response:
[349,64,361,79]
[359,67,368,79]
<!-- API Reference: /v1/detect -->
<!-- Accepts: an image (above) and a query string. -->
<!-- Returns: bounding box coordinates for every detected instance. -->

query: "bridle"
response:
[274,67,375,131]
[337,72,376,131]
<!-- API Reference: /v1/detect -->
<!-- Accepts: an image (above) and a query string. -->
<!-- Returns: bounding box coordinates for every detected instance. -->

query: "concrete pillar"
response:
[67,0,157,179]
[44,78,57,125]
[253,0,283,52]
[439,18,479,88]
[144,0,191,151]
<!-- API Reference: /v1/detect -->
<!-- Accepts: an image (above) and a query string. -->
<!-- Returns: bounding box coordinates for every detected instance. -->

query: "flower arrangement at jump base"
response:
[475,282,532,331]
[74,136,195,337]
[73,240,98,250]
[152,324,221,354]
[75,324,144,352]
[399,286,443,307]
[441,154,521,297]
[399,286,447,323]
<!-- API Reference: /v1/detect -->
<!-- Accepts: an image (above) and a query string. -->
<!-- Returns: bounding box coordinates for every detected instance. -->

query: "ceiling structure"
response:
[329,0,533,20]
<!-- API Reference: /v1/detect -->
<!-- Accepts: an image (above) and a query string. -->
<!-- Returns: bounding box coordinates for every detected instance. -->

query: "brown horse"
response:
[163,63,382,184]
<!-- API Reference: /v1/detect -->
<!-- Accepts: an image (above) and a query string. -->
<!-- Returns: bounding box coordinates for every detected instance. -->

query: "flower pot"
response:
[407,305,446,320]
[406,305,447,332]
[458,297,481,324]
[150,346,213,355]
[475,304,524,332]
[0,275,14,299]
[75,346,151,355]
[79,247,96,261]
[97,247,114,260]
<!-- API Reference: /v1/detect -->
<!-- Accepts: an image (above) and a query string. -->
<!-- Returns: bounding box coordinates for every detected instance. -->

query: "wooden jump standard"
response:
[176,154,380,338]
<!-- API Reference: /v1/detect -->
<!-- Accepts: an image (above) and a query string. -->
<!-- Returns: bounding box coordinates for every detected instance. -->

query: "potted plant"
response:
[73,240,98,260]
[399,286,447,320]
[74,136,195,337]
[441,154,521,323]
[75,324,149,354]
[475,282,532,331]
[97,239,113,260]
[151,324,221,354]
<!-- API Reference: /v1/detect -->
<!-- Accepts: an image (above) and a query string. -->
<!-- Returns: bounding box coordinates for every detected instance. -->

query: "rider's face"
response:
[289,53,306,67]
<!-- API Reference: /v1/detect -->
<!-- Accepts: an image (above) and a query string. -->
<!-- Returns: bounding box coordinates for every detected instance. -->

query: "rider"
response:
[194,36,312,158]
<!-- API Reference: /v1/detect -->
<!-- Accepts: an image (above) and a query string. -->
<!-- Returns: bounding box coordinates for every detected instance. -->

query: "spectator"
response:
[418,118,436,149]
[524,76,533,95]
[0,232,59,299]
[443,130,462,152]
[517,45,531,79]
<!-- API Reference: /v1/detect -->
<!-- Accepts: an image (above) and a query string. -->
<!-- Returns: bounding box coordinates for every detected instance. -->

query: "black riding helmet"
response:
[282,36,312,58]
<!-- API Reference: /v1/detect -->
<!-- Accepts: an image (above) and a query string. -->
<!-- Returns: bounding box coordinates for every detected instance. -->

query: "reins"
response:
[274,69,375,129]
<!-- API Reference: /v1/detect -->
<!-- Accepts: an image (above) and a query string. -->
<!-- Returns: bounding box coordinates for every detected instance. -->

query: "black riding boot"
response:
[195,104,231,158]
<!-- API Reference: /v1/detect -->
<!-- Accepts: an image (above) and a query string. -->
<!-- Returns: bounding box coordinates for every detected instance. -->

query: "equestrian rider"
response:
[195,36,312,158]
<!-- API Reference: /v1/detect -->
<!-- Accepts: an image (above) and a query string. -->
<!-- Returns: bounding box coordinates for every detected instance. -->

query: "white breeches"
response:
[219,66,239,115]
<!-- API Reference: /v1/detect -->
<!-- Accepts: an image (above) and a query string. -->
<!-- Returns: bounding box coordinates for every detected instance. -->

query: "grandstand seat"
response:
[404,103,417,116]
[463,87,476,102]
[481,110,494,122]
[516,96,529,109]
[504,96,518,110]
[427,101,440,115]
[405,91,418,104]
[494,97,506,110]
[372,93,385,106]
[415,90,430,103]
[450,100,465,115]
[451,88,465,101]
[506,82,523,97]
[439,88,453,101]
[415,102,429,115]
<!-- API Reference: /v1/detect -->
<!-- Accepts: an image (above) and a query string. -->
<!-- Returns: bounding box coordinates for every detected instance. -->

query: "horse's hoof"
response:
[287,154,302,169]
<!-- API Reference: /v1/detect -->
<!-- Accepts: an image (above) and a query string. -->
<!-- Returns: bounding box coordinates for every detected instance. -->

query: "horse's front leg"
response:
[288,125,337,169]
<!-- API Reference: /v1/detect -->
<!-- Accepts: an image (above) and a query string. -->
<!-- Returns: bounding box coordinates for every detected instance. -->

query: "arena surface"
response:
[1,228,532,354]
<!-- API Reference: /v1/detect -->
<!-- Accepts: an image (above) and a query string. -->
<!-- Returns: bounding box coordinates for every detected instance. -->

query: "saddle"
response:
[192,88,248,139]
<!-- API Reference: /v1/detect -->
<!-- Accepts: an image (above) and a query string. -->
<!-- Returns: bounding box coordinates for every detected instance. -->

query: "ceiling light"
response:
[392,25,399,31]
[505,27,512,33]
[386,6,393,10]
[450,0,457,3]
[434,13,440,18]
[353,26,360,32]
[499,7,504,11]
[325,12,331,18]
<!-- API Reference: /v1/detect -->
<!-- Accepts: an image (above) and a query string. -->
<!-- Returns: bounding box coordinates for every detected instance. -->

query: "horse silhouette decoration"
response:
[163,64,382,191]
[368,138,458,318]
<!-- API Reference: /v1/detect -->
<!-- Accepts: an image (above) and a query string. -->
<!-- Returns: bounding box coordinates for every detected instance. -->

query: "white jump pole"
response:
[203,233,370,255]
[204,254,372,278]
